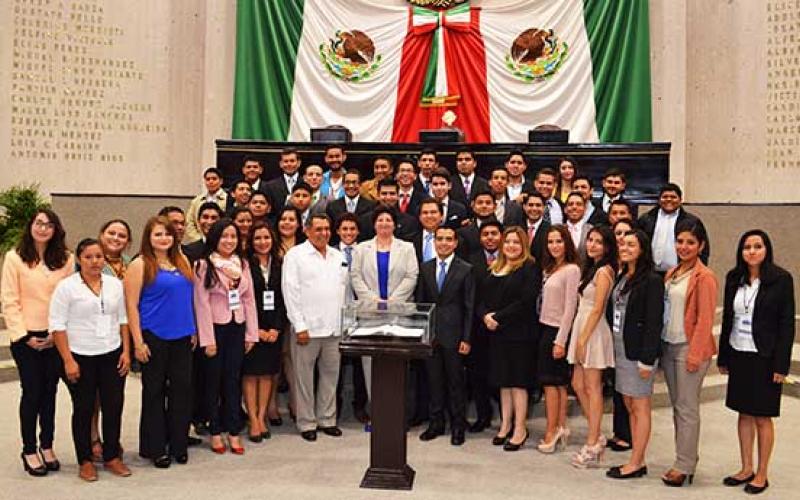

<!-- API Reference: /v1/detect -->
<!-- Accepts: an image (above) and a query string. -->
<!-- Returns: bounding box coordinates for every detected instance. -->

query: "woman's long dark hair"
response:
[579,225,617,294]
[730,229,775,284]
[276,206,306,244]
[619,229,655,294]
[17,208,69,270]
[541,225,579,274]
[198,218,244,289]
[248,221,281,267]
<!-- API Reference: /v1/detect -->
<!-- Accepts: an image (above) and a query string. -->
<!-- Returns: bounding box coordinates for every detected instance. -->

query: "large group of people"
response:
[0,146,794,496]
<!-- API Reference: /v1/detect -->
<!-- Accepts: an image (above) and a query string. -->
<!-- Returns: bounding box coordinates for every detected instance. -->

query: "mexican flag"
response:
[232,0,651,143]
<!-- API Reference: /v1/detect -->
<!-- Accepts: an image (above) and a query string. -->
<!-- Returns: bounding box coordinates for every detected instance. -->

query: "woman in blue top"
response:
[124,216,196,468]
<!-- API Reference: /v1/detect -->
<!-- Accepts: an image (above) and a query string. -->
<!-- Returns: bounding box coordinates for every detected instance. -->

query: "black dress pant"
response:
[336,356,368,414]
[10,332,61,454]
[426,345,467,430]
[466,330,493,421]
[204,322,246,436]
[139,331,193,459]
[191,346,208,427]
[407,359,430,422]
[65,348,126,464]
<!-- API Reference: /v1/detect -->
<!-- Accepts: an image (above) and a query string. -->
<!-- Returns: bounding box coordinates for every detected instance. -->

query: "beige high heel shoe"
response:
[537,427,565,454]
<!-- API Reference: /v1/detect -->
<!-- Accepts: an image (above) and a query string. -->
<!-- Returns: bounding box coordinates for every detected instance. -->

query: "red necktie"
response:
[400,193,410,213]
[528,224,536,244]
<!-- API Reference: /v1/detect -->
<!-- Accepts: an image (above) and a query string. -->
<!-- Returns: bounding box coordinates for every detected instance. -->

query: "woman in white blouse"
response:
[51,238,131,482]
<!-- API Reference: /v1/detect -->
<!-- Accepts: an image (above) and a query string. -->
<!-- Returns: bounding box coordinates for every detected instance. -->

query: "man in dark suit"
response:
[430,168,469,228]
[465,219,503,432]
[456,190,501,258]
[505,150,534,203]
[416,225,475,446]
[572,174,608,226]
[183,202,223,263]
[533,167,564,225]
[608,199,636,226]
[450,147,490,206]
[412,198,444,263]
[488,166,526,228]
[358,178,419,242]
[413,148,438,196]
[327,169,376,244]
[638,183,710,270]
[599,167,637,217]
[224,180,253,216]
[265,148,302,209]
[395,158,426,216]
[241,156,267,194]
[521,191,550,263]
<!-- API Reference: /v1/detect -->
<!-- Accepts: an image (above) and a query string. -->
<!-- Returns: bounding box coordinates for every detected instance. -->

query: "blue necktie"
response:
[344,246,352,267]
[423,233,434,262]
[437,261,447,292]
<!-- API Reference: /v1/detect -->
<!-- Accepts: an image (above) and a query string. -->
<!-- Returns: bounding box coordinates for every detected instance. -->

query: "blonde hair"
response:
[489,226,532,274]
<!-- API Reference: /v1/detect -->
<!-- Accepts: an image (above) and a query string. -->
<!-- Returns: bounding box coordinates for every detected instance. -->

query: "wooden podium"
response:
[339,303,434,491]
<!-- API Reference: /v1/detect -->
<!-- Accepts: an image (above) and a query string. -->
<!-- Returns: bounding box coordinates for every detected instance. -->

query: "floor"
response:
[0,377,795,500]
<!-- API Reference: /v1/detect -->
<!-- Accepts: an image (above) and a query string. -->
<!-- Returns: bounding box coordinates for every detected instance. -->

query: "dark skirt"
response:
[725,349,782,417]
[242,333,283,376]
[489,339,537,389]
[537,324,571,387]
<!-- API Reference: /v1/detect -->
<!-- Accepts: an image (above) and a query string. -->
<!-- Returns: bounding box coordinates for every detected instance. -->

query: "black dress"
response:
[242,257,286,376]
[718,264,795,417]
[477,260,541,389]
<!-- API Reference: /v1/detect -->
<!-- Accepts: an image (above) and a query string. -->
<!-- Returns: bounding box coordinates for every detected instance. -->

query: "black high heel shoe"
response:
[268,416,283,427]
[503,430,529,452]
[39,448,60,472]
[21,453,47,477]
[492,432,510,446]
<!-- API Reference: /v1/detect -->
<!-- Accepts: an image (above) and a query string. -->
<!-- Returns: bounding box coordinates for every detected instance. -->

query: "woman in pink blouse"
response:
[537,225,581,453]
[193,218,258,455]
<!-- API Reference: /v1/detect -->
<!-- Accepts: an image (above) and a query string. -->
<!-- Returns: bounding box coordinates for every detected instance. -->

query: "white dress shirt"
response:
[507,176,525,201]
[48,274,127,356]
[602,193,621,213]
[652,209,679,271]
[345,195,360,213]
[282,241,347,337]
[546,198,563,224]
[459,173,475,195]
[566,220,585,249]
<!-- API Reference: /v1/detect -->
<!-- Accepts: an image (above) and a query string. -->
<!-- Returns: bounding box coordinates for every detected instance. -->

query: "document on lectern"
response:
[349,324,425,338]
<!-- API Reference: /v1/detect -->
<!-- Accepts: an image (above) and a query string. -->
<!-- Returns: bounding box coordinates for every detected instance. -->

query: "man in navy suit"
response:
[327,169,376,244]
[572,174,608,226]
[430,168,468,228]
[416,225,474,446]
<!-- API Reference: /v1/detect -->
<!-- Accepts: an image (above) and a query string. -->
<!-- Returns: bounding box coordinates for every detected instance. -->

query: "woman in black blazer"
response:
[717,230,795,495]
[605,229,664,479]
[479,226,542,451]
[241,221,286,442]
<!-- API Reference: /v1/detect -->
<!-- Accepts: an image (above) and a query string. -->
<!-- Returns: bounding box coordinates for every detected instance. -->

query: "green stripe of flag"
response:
[421,28,440,100]
[232,0,305,140]
[583,0,652,142]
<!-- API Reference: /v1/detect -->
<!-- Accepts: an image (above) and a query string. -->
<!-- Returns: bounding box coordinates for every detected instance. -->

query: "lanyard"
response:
[81,276,105,314]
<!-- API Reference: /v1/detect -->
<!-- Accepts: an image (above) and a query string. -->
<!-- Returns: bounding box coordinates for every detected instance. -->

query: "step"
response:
[0,359,18,384]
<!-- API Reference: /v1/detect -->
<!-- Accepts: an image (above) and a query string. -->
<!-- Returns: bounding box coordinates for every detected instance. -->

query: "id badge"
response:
[263,290,275,311]
[96,315,113,339]
[735,314,753,334]
[228,289,241,311]
[612,309,622,334]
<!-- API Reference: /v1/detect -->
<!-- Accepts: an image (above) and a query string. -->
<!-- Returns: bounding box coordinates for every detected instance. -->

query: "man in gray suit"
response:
[416,226,475,446]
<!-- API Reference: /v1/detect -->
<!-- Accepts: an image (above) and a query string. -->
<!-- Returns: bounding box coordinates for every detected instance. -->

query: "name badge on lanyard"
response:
[228,289,241,311]
[263,290,275,311]
[734,313,753,335]
[663,292,671,325]
[613,308,622,334]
